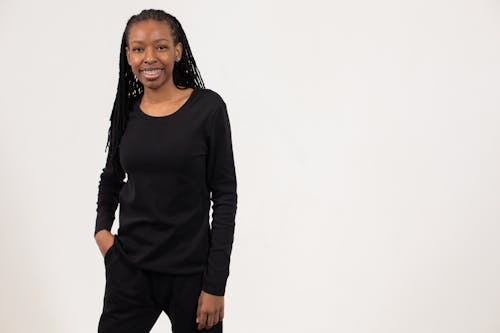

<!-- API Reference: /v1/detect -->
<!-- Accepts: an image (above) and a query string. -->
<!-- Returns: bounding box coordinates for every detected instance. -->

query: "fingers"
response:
[196,292,224,330]
[213,311,220,327]
[197,309,223,330]
[197,310,207,330]
[206,312,215,329]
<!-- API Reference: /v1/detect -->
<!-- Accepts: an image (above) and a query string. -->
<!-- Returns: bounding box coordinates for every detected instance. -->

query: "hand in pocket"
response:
[96,232,116,258]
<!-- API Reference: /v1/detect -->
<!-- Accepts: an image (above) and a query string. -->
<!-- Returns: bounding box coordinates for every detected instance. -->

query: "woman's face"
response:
[125,20,182,90]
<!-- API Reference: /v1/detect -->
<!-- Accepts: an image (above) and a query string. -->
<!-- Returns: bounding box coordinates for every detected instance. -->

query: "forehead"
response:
[128,20,173,43]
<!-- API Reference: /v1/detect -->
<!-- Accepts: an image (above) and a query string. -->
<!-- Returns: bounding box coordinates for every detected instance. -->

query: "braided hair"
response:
[103,9,205,176]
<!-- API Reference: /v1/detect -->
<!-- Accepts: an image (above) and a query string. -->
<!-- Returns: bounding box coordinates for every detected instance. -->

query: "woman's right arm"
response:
[94,150,125,255]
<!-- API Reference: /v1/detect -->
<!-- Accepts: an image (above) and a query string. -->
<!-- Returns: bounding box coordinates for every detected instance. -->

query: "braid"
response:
[104,9,205,175]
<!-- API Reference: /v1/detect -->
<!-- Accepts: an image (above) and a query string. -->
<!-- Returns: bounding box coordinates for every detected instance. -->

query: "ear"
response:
[175,42,183,62]
[125,46,131,65]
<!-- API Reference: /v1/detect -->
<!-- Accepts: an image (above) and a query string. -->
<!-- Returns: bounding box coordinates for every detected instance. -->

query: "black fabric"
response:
[98,239,223,332]
[95,88,237,296]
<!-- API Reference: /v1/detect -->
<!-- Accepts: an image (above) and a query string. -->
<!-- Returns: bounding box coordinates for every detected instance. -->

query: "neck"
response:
[141,78,185,104]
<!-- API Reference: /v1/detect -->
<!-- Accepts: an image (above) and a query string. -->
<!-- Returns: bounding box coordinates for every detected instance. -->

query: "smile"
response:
[140,68,164,79]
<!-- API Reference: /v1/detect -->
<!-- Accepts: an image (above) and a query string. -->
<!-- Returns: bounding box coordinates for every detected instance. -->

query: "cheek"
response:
[160,52,175,63]
[131,62,142,75]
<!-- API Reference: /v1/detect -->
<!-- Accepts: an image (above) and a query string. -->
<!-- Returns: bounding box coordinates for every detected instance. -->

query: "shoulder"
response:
[197,88,226,109]
[197,89,232,133]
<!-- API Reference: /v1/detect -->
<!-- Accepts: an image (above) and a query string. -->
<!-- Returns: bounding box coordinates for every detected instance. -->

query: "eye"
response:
[158,45,168,50]
[132,47,143,52]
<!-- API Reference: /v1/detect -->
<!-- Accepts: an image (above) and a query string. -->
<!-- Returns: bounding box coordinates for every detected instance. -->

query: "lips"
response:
[140,67,164,72]
[140,68,164,79]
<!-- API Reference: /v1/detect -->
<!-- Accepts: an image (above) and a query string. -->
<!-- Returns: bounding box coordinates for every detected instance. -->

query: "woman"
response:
[94,9,237,333]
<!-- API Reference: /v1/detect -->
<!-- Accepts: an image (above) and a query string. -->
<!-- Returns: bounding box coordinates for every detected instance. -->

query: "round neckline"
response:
[136,88,199,119]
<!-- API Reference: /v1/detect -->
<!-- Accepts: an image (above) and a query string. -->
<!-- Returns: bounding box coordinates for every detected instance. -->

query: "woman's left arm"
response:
[202,101,238,297]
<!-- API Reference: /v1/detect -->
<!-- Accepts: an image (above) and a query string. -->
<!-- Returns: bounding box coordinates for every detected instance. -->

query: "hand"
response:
[95,230,115,257]
[196,290,224,330]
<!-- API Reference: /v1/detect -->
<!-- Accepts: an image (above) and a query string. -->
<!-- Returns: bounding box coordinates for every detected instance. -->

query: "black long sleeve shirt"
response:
[94,88,237,296]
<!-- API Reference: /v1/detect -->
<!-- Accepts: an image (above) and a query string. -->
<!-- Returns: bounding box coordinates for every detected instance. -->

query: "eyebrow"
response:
[130,38,169,44]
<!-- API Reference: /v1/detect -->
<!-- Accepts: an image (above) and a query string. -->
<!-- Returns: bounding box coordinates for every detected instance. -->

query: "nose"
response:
[143,47,157,64]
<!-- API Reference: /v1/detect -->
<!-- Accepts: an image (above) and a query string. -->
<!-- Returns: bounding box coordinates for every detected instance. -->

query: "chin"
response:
[142,80,165,89]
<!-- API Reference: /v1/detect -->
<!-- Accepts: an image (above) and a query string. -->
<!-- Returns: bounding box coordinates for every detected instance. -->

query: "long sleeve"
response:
[94,149,126,237]
[202,102,238,296]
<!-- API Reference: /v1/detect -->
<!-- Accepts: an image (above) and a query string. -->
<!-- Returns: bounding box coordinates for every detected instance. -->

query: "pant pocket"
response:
[104,235,118,266]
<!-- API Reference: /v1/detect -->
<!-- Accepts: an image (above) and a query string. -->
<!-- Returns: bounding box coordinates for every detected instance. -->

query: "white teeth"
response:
[142,69,163,74]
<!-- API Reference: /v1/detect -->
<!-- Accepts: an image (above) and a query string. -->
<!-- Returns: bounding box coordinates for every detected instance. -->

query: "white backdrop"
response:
[0,0,498,332]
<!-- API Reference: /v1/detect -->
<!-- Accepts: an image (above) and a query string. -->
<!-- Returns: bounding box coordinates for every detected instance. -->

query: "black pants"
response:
[98,242,223,333]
